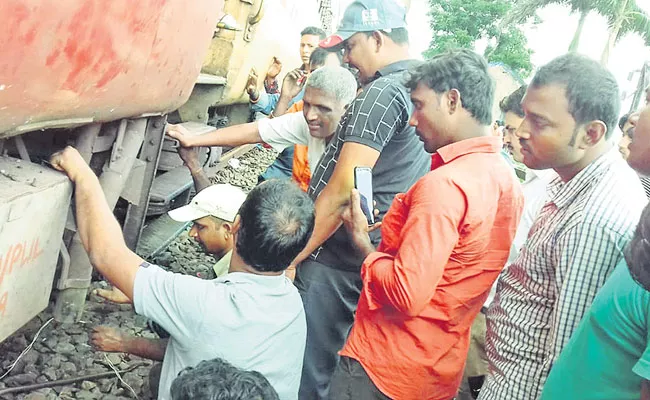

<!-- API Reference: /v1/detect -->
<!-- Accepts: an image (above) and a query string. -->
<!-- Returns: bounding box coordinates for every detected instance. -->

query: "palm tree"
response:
[504,0,593,52]
[505,0,650,65]
[595,0,650,64]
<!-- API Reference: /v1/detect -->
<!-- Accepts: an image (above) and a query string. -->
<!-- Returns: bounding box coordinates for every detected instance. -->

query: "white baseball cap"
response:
[168,184,247,223]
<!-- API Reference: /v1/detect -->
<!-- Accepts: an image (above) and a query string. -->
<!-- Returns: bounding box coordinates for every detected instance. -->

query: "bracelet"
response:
[190,166,203,175]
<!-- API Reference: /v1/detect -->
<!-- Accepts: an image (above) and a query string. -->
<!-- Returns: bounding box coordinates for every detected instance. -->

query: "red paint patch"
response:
[45,49,61,67]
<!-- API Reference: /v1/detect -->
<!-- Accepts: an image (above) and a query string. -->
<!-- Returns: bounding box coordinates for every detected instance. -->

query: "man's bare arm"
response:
[291,142,380,266]
[92,326,167,361]
[167,122,263,149]
[50,147,143,300]
[642,379,650,400]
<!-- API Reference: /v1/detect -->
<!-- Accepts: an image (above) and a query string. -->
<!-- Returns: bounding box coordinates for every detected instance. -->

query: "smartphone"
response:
[354,166,374,224]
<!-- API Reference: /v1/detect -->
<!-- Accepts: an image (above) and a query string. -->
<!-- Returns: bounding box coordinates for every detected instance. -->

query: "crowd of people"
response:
[47,0,650,399]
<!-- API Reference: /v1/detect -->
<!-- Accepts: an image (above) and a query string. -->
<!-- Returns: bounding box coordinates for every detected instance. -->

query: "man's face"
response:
[189,216,230,257]
[618,120,634,160]
[517,84,587,171]
[503,111,525,163]
[343,33,378,84]
[409,83,453,153]
[303,87,346,139]
[300,35,321,66]
[628,105,650,175]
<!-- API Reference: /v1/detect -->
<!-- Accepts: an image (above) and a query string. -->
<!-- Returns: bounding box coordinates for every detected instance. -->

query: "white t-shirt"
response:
[134,264,306,400]
[258,112,326,170]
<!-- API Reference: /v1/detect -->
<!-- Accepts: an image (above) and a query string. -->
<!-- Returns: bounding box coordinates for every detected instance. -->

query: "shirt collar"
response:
[216,270,288,287]
[431,136,502,169]
[524,168,555,184]
[372,60,421,81]
[547,149,619,209]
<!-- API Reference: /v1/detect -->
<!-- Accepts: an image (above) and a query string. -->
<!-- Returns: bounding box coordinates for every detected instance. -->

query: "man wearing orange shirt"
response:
[331,49,524,400]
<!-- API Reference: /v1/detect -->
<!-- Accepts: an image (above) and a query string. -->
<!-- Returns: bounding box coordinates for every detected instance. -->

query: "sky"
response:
[404,0,650,112]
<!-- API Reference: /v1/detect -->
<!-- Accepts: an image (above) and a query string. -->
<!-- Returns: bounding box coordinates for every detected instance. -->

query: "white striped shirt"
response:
[480,149,647,400]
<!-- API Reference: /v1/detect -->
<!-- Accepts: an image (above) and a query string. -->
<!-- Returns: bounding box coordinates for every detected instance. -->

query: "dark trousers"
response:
[329,357,391,400]
[294,259,362,400]
[258,146,294,182]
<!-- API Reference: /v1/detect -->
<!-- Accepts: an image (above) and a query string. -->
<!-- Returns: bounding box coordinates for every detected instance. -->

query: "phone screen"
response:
[354,167,374,224]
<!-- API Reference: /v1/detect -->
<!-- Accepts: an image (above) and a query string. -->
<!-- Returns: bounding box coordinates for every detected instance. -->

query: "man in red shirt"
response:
[331,49,524,400]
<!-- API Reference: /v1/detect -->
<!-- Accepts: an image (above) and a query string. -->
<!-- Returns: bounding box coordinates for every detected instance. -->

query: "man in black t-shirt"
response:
[289,1,430,398]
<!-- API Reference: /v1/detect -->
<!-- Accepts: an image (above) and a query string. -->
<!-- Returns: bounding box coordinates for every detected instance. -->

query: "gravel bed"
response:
[0,146,277,400]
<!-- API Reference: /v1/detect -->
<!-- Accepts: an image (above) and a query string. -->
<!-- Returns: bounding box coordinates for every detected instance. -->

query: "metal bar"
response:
[54,118,147,323]
[13,136,30,162]
[122,116,166,250]
[75,123,102,163]
[0,362,148,396]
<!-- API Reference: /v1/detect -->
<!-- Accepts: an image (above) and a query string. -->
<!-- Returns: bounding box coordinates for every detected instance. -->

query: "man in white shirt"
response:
[166,66,358,181]
[500,85,556,255]
[49,146,315,400]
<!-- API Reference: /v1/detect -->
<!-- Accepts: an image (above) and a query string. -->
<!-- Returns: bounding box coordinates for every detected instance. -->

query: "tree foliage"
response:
[424,0,534,77]
[505,0,650,64]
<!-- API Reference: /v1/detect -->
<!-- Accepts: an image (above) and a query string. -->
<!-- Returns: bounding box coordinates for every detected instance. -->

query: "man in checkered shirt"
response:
[479,54,648,399]
[288,1,430,398]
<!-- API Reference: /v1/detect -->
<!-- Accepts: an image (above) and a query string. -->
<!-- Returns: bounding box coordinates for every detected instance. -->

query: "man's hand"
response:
[50,146,93,182]
[178,146,202,172]
[246,68,260,100]
[91,326,127,353]
[341,189,381,258]
[266,57,282,80]
[280,68,307,101]
[166,124,195,148]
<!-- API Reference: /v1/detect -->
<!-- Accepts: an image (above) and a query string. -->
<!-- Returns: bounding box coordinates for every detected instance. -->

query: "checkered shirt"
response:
[480,150,648,400]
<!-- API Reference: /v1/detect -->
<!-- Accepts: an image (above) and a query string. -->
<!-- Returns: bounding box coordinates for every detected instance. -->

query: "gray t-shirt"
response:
[307,60,430,272]
[134,264,306,400]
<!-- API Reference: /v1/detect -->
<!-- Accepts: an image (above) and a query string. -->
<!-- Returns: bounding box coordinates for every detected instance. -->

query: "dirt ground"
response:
[0,146,277,400]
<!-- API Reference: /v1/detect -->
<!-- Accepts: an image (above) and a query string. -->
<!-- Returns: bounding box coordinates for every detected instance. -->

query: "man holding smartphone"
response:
[289,1,431,398]
[334,50,524,400]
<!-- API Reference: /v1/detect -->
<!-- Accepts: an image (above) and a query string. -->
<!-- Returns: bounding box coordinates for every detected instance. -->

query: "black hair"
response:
[405,49,494,125]
[301,26,326,40]
[309,47,342,68]
[626,204,650,291]
[170,358,279,400]
[531,53,620,140]
[500,85,528,118]
[236,180,315,272]
[619,112,631,131]
[362,28,409,45]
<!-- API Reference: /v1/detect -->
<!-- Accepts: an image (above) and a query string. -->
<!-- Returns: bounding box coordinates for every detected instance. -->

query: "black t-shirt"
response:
[307,60,430,272]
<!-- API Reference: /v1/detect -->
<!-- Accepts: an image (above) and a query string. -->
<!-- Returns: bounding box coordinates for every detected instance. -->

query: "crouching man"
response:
[49,147,314,400]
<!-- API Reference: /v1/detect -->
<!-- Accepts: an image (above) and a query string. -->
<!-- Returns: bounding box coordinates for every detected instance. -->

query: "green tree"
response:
[505,0,650,65]
[424,0,534,77]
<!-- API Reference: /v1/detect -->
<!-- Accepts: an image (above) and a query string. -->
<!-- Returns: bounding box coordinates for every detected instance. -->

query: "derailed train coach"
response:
[0,0,322,343]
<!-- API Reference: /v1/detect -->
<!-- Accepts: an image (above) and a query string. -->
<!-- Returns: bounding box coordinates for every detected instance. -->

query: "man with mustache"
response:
[480,53,648,400]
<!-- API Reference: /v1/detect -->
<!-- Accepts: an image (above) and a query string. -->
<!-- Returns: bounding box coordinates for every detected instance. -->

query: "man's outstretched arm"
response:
[50,147,143,301]
[166,122,263,149]
[291,142,380,266]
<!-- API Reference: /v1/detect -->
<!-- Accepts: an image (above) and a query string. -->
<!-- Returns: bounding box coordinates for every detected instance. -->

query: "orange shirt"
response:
[340,136,524,400]
[283,101,311,192]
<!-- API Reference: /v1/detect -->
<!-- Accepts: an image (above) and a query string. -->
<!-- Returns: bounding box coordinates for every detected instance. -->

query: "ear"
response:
[222,222,233,233]
[581,121,607,147]
[371,31,384,52]
[231,215,241,234]
[447,89,461,114]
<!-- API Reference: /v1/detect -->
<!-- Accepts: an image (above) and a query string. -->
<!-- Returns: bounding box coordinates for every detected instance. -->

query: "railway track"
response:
[136,142,260,260]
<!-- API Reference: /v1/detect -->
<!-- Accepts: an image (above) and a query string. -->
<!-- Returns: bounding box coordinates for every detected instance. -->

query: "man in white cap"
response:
[167,184,246,277]
[50,144,314,400]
